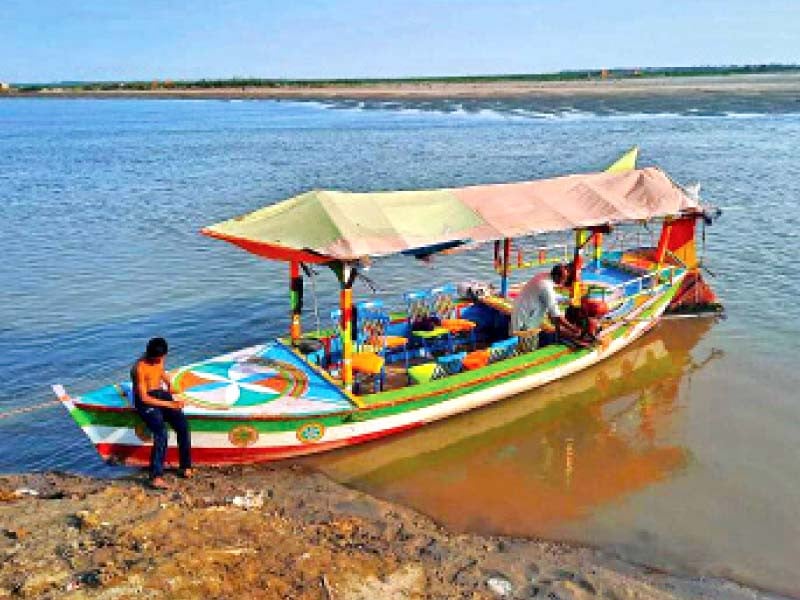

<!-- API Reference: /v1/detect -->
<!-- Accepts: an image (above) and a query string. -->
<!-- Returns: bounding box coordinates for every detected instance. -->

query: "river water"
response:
[1,96,799,595]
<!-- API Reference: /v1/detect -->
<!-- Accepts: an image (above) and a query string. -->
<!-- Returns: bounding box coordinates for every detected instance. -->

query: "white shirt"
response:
[510,272,561,334]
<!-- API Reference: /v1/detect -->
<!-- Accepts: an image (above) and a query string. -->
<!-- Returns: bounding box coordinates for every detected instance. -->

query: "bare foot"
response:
[178,468,194,479]
[150,476,169,490]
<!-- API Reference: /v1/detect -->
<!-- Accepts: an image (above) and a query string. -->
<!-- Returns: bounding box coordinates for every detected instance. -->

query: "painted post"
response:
[593,231,603,269]
[289,261,302,342]
[339,264,354,391]
[655,218,673,270]
[571,229,586,306]
[500,238,511,297]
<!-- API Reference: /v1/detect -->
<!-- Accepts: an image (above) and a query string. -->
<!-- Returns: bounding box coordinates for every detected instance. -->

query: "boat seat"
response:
[437,352,466,375]
[513,330,539,354]
[357,301,410,368]
[381,335,410,349]
[330,306,393,392]
[351,351,386,393]
[462,349,490,371]
[432,285,478,349]
[351,352,385,375]
[412,327,450,339]
[361,336,411,357]
[294,337,326,366]
[407,362,446,385]
[489,337,519,363]
[441,318,476,334]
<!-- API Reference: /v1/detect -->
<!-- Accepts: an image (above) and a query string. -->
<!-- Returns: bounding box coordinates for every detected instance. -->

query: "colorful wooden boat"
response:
[54,148,721,467]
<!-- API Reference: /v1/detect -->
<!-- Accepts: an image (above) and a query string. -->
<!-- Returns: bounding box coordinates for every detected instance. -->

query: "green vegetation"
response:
[12,64,800,92]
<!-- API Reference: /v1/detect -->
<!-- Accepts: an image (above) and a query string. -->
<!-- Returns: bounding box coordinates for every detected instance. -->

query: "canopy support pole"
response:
[289,261,302,342]
[500,238,511,297]
[593,231,603,269]
[571,229,587,306]
[338,263,355,392]
[655,218,673,271]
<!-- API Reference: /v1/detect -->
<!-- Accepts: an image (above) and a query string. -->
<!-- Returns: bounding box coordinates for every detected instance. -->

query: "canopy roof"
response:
[202,166,700,263]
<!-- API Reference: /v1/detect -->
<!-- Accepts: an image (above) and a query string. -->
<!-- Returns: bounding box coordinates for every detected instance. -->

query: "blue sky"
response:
[2,0,798,82]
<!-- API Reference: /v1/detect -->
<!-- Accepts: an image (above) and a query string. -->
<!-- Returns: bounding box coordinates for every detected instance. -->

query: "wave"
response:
[303,99,800,123]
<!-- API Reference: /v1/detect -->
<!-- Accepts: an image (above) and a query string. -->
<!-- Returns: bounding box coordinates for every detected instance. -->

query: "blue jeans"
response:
[134,390,192,478]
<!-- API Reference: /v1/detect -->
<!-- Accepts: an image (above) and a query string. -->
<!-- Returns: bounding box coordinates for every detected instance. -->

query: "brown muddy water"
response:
[309,318,800,596]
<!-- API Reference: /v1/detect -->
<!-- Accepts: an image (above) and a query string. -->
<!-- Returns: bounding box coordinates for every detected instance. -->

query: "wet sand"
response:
[16,73,800,100]
[0,467,786,599]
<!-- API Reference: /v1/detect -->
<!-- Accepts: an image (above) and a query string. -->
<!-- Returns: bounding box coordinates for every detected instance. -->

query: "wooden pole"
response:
[500,238,511,297]
[339,264,354,391]
[572,229,585,306]
[593,231,603,269]
[289,261,302,342]
[655,219,673,270]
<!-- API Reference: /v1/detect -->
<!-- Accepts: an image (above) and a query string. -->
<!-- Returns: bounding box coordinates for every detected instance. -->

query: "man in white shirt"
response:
[510,264,583,341]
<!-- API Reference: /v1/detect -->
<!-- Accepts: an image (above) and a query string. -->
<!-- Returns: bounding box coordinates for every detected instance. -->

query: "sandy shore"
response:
[10,73,800,101]
[0,467,787,599]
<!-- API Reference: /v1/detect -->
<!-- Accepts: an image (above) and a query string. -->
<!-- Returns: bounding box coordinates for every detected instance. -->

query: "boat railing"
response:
[605,225,660,255]
[498,243,570,273]
[589,265,681,304]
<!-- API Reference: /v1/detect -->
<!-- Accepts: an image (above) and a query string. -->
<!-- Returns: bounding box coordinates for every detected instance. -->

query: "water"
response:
[1,96,799,595]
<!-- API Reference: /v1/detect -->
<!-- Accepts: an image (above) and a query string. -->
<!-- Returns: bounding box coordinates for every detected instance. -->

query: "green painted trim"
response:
[71,406,348,433]
[363,344,569,405]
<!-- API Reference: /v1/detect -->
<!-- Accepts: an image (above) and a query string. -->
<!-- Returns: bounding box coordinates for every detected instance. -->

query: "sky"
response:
[2,0,798,83]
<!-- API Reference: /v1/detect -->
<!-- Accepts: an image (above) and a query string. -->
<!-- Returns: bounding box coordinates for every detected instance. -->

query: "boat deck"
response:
[74,255,680,418]
[80,343,354,417]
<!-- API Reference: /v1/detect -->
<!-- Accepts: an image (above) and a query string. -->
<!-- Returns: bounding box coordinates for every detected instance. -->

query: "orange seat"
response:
[441,318,476,334]
[462,349,490,371]
[351,352,385,375]
[381,335,409,349]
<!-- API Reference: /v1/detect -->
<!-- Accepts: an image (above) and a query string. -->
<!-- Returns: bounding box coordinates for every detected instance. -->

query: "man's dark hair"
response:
[145,337,169,359]
[551,264,568,284]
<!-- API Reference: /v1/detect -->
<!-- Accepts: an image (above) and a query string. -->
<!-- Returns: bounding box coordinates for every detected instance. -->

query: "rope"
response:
[0,398,62,420]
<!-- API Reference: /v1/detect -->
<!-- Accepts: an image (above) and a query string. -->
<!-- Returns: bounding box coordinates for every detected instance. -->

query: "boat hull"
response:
[60,275,683,467]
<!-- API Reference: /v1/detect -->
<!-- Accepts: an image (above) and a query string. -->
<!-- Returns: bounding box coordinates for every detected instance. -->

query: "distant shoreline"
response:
[6,73,800,100]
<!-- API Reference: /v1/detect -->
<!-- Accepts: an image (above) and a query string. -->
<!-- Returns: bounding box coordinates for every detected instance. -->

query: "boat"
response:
[53,147,722,466]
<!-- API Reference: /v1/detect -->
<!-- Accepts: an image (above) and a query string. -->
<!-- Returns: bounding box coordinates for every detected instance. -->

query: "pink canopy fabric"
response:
[203,167,700,262]
[459,167,696,238]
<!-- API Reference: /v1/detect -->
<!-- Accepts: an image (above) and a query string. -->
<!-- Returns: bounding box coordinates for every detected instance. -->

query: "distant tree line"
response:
[13,64,800,92]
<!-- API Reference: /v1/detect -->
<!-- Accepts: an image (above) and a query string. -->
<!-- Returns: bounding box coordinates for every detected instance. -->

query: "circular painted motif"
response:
[228,425,260,448]
[174,358,309,411]
[296,422,325,444]
[134,423,153,443]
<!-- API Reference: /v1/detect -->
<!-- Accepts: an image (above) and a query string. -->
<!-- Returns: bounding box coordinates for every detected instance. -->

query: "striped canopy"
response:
[202,166,699,263]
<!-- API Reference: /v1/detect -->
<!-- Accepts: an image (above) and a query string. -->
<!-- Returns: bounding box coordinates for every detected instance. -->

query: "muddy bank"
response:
[0,467,786,599]
[9,73,800,101]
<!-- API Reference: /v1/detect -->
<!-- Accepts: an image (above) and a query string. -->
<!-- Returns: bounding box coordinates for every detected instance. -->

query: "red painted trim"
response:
[94,421,423,466]
[201,228,333,264]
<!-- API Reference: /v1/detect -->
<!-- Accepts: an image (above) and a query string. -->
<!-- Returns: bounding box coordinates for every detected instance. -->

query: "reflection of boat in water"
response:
[310,318,714,535]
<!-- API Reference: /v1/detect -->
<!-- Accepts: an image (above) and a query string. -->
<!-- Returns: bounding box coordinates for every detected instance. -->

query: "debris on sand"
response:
[0,467,786,599]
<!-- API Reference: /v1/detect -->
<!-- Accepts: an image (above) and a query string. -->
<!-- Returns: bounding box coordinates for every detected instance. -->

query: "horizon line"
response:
[8,63,800,87]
